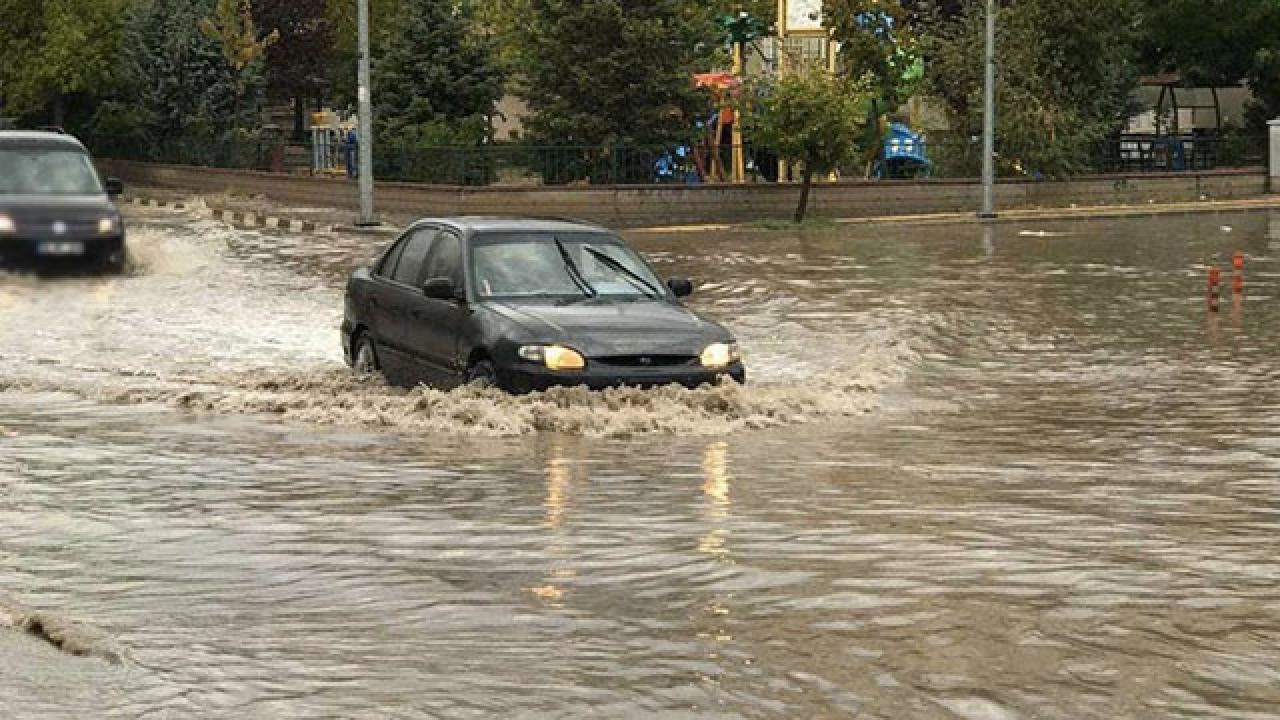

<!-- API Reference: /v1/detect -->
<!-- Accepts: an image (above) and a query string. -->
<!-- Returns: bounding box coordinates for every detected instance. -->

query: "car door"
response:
[372,226,438,385]
[359,232,408,371]
[404,230,468,386]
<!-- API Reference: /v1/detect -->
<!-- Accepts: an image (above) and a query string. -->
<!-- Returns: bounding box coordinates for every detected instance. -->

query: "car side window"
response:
[422,232,463,287]
[391,228,438,286]
[375,235,409,277]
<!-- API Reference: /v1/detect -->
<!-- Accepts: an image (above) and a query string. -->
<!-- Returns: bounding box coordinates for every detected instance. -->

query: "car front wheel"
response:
[465,359,499,389]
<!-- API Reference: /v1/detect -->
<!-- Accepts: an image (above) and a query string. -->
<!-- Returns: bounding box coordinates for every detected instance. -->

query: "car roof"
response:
[415,216,613,237]
[0,130,88,150]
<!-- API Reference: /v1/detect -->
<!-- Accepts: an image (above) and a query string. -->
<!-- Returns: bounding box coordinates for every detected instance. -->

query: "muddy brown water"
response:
[1,205,1278,718]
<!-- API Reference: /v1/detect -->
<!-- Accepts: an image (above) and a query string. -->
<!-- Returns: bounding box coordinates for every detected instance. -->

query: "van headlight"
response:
[98,217,118,234]
[700,342,740,369]
[0,215,14,234]
[519,345,586,371]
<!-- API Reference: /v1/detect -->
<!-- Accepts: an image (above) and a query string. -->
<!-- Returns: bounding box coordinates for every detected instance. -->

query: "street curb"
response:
[210,208,331,234]
[125,196,188,212]
[630,196,1280,234]
[124,194,335,234]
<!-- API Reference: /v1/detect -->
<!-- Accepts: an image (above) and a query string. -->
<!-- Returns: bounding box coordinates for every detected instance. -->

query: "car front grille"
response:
[593,354,697,368]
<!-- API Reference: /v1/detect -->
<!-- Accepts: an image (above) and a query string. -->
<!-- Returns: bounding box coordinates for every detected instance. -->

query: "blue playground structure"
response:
[872,122,931,179]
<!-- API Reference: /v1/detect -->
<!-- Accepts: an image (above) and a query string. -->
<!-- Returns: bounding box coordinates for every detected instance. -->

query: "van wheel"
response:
[353,333,380,376]
[465,359,498,389]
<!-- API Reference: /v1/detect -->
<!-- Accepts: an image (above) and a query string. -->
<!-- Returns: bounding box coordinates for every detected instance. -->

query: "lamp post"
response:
[979,0,997,219]
[356,0,377,226]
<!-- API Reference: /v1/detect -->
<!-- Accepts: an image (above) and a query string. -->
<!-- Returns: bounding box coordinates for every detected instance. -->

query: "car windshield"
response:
[0,148,103,195]
[471,232,666,300]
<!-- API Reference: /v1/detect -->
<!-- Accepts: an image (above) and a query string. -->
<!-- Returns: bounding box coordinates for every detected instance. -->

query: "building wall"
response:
[99,159,1266,228]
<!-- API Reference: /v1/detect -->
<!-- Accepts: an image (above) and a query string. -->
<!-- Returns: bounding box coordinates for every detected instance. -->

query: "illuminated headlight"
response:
[519,345,586,371]
[98,217,118,235]
[700,342,741,369]
[0,215,14,234]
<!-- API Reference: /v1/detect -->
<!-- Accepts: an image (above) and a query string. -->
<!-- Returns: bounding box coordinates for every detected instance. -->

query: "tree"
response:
[253,0,333,139]
[0,0,136,127]
[90,0,268,163]
[373,0,503,140]
[921,0,1141,178]
[747,67,872,222]
[1136,0,1280,130]
[825,0,918,108]
[324,0,407,108]
[518,0,720,152]
[370,0,504,183]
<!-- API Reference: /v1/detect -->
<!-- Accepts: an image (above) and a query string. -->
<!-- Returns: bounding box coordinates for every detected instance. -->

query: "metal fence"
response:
[86,133,1268,187]
[1091,134,1268,174]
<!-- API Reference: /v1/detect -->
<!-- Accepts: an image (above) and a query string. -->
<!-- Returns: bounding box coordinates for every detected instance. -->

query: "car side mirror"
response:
[104,177,124,197]
[667,277,694,298]
[423,277,459,301]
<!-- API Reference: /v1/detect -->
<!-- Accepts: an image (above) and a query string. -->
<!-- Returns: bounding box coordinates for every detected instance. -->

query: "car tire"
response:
[353,333,381,376]
[465,358,499,389]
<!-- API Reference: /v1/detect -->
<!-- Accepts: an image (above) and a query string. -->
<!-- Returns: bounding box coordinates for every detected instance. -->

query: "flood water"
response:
[1,204,1278,718]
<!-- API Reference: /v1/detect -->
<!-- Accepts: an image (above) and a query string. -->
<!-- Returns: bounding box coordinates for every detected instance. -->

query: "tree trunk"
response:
[293,96,305,141]
[794,166,813,223]
[52,95,66,129]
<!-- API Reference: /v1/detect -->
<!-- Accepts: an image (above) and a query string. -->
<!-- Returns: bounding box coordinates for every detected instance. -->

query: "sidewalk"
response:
[634,196,1280,234]
[122,184,1280,236]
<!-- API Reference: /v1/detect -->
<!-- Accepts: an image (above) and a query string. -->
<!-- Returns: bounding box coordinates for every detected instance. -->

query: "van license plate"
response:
[38,241,85,256]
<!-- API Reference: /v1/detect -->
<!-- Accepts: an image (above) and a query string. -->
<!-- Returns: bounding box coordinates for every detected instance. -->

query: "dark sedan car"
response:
[0,130,126,273]
[342,217,745,392]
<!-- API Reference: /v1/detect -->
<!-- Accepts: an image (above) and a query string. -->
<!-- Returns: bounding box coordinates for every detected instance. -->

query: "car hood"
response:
[483,298,731,357]
[0,194,116,224]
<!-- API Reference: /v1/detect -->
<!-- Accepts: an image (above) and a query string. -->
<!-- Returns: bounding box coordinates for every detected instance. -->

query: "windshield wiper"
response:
[584,246,660,298]
[554,237,596,298]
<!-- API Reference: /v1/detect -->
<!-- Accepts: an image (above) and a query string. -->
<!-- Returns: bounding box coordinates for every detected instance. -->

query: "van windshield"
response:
[0,148,103,195]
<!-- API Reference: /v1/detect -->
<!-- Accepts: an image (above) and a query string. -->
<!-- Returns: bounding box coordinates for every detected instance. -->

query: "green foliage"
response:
[921,0,1141,178]
[517,0,720,154]
[1136,0,1280,131]
[825,0,919,108]
[89,0,267,161]
[373,0,504,144]
[324,0,407,106]
[201,0,279,72]
[0,0,135,123]
[747,66,872,220]
[253,0,332,101]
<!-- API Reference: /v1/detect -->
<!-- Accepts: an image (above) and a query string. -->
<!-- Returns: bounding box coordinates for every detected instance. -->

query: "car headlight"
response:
[98,217,118,235]
[519,344,587,371]
[700,342,741,369]
[0,215,14,234]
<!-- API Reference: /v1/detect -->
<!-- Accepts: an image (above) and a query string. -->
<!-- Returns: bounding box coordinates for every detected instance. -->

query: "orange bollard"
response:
[1232,251,1245,295]
[1233,251,1245,271]
[1208,265,1221,312]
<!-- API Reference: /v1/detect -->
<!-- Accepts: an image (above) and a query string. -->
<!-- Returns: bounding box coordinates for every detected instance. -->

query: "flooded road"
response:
[2,205,1279,718]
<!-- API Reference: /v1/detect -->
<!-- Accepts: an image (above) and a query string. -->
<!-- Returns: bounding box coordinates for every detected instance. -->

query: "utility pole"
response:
[979,0,997,219]
[356,0,377,226]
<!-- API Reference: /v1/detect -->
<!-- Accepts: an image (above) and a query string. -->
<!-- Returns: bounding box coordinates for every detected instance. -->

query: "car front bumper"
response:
[499,361,746,393]
[0,234,125,268]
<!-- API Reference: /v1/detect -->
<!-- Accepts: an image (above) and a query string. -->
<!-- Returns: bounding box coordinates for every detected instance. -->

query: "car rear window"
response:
[0,147,103,195]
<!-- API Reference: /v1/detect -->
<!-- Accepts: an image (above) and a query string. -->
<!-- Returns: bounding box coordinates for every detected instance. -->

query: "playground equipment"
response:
[872,122,931,179]
[693,72,744,183]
